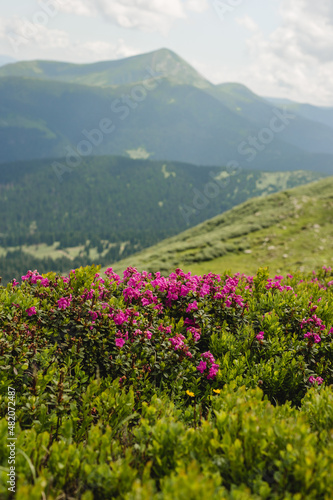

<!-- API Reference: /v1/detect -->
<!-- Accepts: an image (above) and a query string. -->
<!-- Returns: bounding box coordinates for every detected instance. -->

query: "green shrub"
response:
[0,264,332,498]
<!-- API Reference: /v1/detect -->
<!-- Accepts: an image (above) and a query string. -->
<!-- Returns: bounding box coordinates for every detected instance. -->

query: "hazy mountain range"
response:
[0,49,333,173]
[1,48,332,282]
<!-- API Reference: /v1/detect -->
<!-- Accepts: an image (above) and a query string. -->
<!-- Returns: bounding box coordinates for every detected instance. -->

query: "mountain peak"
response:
[143,48,211,88]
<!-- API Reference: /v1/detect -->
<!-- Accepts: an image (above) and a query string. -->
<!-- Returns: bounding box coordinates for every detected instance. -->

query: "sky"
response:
[0,0,333,106]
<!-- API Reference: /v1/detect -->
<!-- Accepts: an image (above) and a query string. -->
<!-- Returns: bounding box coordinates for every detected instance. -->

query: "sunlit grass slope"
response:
[111,176,333,276]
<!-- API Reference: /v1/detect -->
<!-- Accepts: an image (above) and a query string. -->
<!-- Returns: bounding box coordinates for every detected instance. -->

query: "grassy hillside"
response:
[112,176,333,276]
[0,156,322,283]
[1,50,333,170]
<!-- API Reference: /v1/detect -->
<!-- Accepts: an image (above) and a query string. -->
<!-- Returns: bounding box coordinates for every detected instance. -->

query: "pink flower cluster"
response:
[301,314,326,330]
[26,306,36,316]
[89,310,99,321]
[197,351,219,380]
[266,275,293,292]
[256,331,265,341]
[309,376,324,385]
[105,267,120,281]
[213,276,246,308]
[169,334,193,358]
[57,295,72,310]
[169,334,186,350]
[22,270,49,287]
[115,330,128,348]
[186,301,198,313]
[113,310,130,326]
[301,313,327,344]
[17,264,332,388]
[304,332,321,343]
[186,326,201,342]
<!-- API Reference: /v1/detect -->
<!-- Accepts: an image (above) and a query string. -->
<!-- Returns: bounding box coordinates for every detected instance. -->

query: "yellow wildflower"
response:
[186,390,195,397]
[213,389,221,394]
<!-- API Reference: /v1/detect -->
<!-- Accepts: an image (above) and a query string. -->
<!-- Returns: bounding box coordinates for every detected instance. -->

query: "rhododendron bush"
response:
[0,265,333,498]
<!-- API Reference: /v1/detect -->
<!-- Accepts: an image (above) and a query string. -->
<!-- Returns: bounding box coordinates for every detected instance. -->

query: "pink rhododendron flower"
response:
[197,360,207,374]
[186,326,201,342]
[113,311,128,325]
[105,267,120,281]
[89,311,99,321]
[304,332,321,343]
[201,351,216,364]
[26,306,36,316]
[115,338,125,348]
[207,363,219,380]
[256,332,264,341]
[186,301,198,313]
[180,285,190,296]
[169,334,186,351]
[57,295,72,310]
[21,270,36,281]
[309,376,323,385]
[199,284,210,297]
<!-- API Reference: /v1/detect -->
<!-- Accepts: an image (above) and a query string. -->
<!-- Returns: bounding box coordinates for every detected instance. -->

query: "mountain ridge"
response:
[1,48,333,172]
[0,48,210,89]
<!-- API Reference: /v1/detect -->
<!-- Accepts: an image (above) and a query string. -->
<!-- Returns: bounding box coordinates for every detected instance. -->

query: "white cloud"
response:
[55,0,207,33]
[236,16,259,33]
[0,15,139,62]
[73,39,139,62]
[185,0,209,13]
[222,0,333,105]
[0,16,70,53]
[55,0,97,17]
